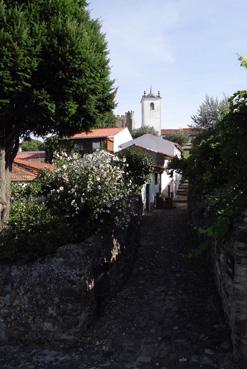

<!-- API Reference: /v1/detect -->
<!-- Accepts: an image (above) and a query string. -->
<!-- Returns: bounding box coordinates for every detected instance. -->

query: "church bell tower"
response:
[141,89,162,134]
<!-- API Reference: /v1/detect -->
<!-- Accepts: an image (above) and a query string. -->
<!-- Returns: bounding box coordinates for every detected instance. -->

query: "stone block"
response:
[43,322,56,332]
[236,225,247,243]
[0,319,7,342]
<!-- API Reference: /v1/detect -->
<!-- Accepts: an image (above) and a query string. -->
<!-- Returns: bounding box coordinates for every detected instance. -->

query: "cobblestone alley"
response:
[0,205,240,369]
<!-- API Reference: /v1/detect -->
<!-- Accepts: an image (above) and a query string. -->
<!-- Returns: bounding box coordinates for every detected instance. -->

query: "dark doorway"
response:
[146,184,150,211]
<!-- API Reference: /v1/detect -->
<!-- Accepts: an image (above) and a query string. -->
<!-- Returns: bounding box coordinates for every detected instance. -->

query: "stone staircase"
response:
[174,180,189,209]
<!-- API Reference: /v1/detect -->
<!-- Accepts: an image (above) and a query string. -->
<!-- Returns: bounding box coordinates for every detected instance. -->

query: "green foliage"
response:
[21,138,44,151]
[164,132,189,146]
[132,125,158,138]
[239,55,247,68]
[176,105,247,238]
[170,60,247,239]
[43,135,61,163]
[0,0,116,140]
[9,199,54,234]
[0,0,116,232]
[43,151,138,231]
[190,95,229,130]
[118,146,153,188]
[183,150,190,159]
[0,150,144,261]
[182,242,209,259]
[0,179,73,262]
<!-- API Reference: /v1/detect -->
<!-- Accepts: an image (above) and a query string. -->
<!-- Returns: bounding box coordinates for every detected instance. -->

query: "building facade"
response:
[64,127,132,155]
[120,134,182,211]
[141,89,162,134]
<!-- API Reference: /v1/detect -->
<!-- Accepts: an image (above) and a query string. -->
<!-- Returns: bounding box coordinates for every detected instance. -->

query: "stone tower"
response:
[116,111,135,132]
[141,89,161,134]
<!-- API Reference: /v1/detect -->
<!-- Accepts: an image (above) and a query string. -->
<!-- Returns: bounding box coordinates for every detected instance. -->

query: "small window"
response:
[154,173,158,185]
[74,142,84,152]
[92,141,101,151]
[150,102,155,110]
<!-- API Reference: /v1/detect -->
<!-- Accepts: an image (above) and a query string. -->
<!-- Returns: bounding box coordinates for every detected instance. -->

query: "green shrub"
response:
[1,150,146,261]
[169,59,247,240]
[118,146,153,188]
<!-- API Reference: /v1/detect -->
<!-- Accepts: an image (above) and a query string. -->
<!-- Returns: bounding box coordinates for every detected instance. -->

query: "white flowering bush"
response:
[231,91,247,114]
[44,150,137,231]
[0,150,144,261]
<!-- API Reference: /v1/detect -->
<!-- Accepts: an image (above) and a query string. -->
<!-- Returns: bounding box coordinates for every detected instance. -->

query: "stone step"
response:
[178,185,189,189]
[174,196,187,202]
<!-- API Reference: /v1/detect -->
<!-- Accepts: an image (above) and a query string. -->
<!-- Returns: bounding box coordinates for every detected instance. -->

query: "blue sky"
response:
[89,0,247,128]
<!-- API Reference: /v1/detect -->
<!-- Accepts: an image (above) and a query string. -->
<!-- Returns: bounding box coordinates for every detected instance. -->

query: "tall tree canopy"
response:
[190,95,229,130]
[132,125,158,139]
[170,58,247,239]
[164,132,189,146]
[0,0,116,229]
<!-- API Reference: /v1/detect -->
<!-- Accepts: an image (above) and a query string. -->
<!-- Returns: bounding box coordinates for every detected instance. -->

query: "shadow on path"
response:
[79,207,239,369]
[0,206,240,369]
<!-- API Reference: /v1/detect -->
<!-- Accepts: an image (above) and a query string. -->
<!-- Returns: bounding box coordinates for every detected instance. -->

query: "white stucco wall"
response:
[141,97,161,134]
[140,147,182,211]
[141,174,159,211]
[161,171,172,194]
[161,170,182,198]
[141,168,182,211]
[113,128,133,152]
[174,147,182,158]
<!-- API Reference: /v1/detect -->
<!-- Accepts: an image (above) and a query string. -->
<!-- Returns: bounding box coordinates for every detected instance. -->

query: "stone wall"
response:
[189,194,247,363]
[0,210,141,346]
[214,211,247,363]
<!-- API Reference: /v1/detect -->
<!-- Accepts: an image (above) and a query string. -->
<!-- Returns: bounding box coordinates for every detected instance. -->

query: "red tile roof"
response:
[14,158,54,171]
[16,151,45,160]
[12,159,55,182]
[161,128,200,135]
[11,164,37,182]
[67,127,124,139]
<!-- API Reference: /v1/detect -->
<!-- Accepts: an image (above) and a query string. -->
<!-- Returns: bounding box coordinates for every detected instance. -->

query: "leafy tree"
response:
[164,132,189,146]
[132,125,158,138]
[43,136,61,163]
[170,57,247,239]
[239,55,247,68]
[118,146,153,188]
[190,95,229,130]
[0,0,115,230]
[170,89,247,239]
[21,138,44,151]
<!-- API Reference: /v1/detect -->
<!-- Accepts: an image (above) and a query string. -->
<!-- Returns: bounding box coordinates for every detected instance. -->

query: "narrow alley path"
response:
[80,207,238,369]
[0,206,240,369]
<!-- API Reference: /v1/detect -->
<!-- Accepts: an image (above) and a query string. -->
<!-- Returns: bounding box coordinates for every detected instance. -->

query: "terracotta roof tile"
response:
[16,151,45,160]
[14,158,54,171]
[12,159,55,182]
[161,128,200,135]
[11,164,37,182]
[67,127,124,140]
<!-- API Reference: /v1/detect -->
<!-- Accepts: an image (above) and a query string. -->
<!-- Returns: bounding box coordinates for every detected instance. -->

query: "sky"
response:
[88,0,247,129]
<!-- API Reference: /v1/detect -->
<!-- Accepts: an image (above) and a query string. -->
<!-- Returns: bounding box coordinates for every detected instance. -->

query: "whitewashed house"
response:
[64,127,132,154]
[120,134,182,211]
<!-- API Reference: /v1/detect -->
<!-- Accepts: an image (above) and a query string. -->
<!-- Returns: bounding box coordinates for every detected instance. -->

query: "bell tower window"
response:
[150,102,155,110]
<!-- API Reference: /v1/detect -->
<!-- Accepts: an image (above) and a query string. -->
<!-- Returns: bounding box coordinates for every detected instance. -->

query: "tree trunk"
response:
[0,148,11,231]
